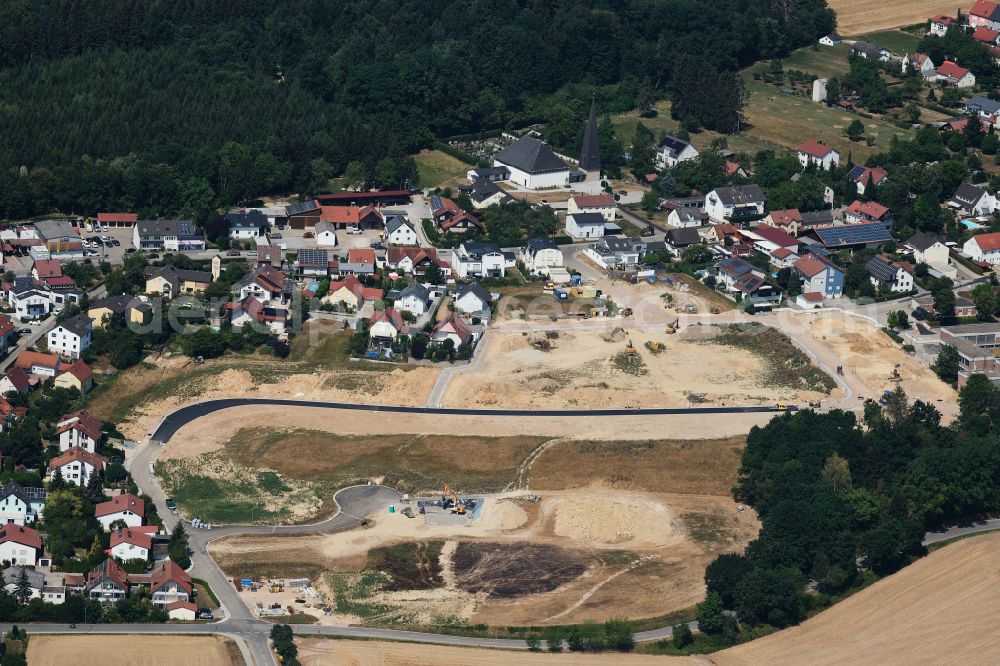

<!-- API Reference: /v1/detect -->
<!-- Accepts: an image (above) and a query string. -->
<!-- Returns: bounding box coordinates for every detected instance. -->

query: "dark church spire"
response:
[579,97,601,174]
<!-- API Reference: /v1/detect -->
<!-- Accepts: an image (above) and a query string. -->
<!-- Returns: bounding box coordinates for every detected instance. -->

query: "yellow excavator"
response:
[443,484,466,515]
[625,339,638,356]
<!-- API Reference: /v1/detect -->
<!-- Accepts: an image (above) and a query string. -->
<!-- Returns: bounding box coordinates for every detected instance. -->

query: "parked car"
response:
[112,239,121,246]
[369,241,385,249]
[196,608,214,620]
[125,248,136,253]
[270,233,282,239]
[303,231,314,239]
[17,328,31,335]
[346,226,362,235]
[148,253,160,259]
[247,250,258,257]
[226,250,240,257]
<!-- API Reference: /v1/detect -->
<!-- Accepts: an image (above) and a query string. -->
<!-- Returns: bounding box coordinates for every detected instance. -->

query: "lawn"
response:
[782,44,852,79]
[858,29,922,55]
[414,149,471,189]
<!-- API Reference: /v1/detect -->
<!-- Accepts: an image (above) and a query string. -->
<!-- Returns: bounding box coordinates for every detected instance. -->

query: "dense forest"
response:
[0,0,832,220]
[695,387,1000,636]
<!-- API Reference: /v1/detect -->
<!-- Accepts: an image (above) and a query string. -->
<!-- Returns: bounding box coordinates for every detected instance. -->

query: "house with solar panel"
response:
[809,222,892,250]
[844,200,893,228]
[493,136,570,189]
[847,166,888,195]
[867,255,915,293]
[655,135,699,168]
[714,257,782,305]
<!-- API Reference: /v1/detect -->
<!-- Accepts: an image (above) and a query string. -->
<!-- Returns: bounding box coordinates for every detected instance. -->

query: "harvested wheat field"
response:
[442,325,836,411]
[211,489,759,627]
[829,0,952,35]
[27,635,243,666]
[714,532,1000,666]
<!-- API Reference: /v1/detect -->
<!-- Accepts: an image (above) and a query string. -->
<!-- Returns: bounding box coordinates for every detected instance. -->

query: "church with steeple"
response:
[579,97,601,182]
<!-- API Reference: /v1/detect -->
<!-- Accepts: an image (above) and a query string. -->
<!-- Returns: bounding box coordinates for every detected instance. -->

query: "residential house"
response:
[454,283,492,315]
[929,15,956,37]
[285,200,322,230]
[7,277,59,319]
[314,221,338,249]
[235,265,289,303]
[819,32,842,46]
[797,141,840,170]
[230,296,289,335]
[492,136,570,189]
[0,483,45,526]
[567,194,617,222]
[844,200,893,227]
[793,253,845,300]
[725,160,748,178]
[585,235,641,268]
[54,359,95,395]
[969,0,1000,31]
[936,60,976,87]
[949,182,997,216]
[565,212,606,240]
[87,295,145,329]
[705,185,766,222]
[905,232,954,276]
[0,525,42,566]
[386,247,450,276]
[974,26,1000,45]
[867,255,915,292]
[151,561,193,609]
[87,559,129,604]
[964,231,1000,264]
[14,351,62,378]
[47,314,92,359]
[48,448,107,487]
[0,368,32,396]
[714,257,782,304]
[520,237,564,273]
[466,166,510,182]
[96,212,138,228]
[764,209,803,235]
[319,205,384,231]
[749,225,801,266]
[225,210,269,239]
[144,266,212,298]
[655,135,699,168]
[965,95,1000,127]
[0,316,11,353]
[852,41,891,61]
[453,241,505,279]
[463,178,512,209]
[323,275,383,311]
[297,249,330,278]
[708,223,741,244]
[848,166,889,195]
[667,209,704,228]
[664,228,703,258]
[430,197,483,234]
[431,313,476,349]
[31,259,62,282]
[811,222,893,250]
[133,219,205,251]
[256,244,284,270]
[369,307,406,342]
[394,284,431,317]
[56,410,103,452]
[110,527,155,563]
[902,53,936,75]
[384,214,418,246]
[96,493,145,531]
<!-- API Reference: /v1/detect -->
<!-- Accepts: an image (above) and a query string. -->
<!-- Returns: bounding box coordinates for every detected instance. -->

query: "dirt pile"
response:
[550,496,679,547]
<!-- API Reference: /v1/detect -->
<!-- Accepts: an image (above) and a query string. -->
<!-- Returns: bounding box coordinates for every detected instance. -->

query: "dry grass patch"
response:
[828,0,952,35]
[529,437,745,495]
[27,635,243,666]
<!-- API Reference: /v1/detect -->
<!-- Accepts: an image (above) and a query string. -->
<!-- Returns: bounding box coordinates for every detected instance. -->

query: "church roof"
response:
[494,137,568,174]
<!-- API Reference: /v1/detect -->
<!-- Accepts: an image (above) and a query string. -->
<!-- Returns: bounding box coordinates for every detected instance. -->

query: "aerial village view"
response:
[0,1,997,665]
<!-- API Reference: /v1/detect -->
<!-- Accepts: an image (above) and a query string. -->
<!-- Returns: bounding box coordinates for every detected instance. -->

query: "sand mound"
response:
[479,500,528,532]
[550,496,677,547]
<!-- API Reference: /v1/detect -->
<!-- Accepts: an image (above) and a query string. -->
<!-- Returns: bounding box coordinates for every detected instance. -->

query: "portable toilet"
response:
[389,505,395,514]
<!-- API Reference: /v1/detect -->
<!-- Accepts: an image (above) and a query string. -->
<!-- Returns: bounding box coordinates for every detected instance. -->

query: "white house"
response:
[905,232,952,269]
[792,253,845,300]
[431,313,476,349]
[585,236,642,268]
[948,183,997,216]
[226,210,268,239]
[394,283,431,317]
[314,221,338,249]
[385,214,418,246]
[151,561,193,609]
[902,53,936,75]
[935,60,976,87]
[96,493,145,531]
[0,525,41,566]
[369,307,406,341]
[110,528,153,563]
[565,212,606,240]
[666,209,703,228]
[492,136,570,189]
[168,601,197,620]
[705,185,766,221]
[929,15,956,37]
[46,315,92,360]
[520,237,564,273]
[0,483,45,527]
[867,255,914,292]
[796,141,840,170]
[56,410,103,452]
[655,135,699,168]
[454,283,492,315]
[48,448,106,487]
[818,32,842,46]
[567,194,617,222]
[453,241,505,279]
[964,232,1000,264]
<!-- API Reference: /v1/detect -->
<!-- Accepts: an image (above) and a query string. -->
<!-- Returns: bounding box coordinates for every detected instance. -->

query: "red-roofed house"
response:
[87,559,128,604]
[0,315,12,352]
[796,290,827,309]
[929,15,956,37]
[48,448,107,487]
[970,0,1000,31]
[793,253,845,300]
[96,493,146,531]
[369,307,406,341]
[0,367,32,396]
[54,359,95,395]
[30,259,62,281]
[936,60,976,87]
[431,313,476,349]
[431,196,484,233]
[764,209,803,234]
[724,160,748,178]
[167,600,197,619]
[750,225,800,267]
[974,26,1000,45]
[110,527,155,562]
[323,275,383,311]
[797,141,840,170]
[347,248,377,267]
[850,166,889,195]
[903,53,935,75]
[0,525,42,565]
[964,231,1000,264]
[845,200,893,226]
[229,296,289,334]
[385,247,451,276]
[97,213,138,228]
[14,351,62,378]
[567,193,617,222]
[55,410,104,452]
[151,560,193,608]
[319,205,383,230]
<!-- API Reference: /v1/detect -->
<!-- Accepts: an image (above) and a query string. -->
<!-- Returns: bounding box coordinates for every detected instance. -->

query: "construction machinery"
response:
[270,583,283,593]
[625,339,638,356]
[665,320,679,335]
[620,307,634,317]
[775,403,789,411]
[442,484,466,515]
[645,341,665,354]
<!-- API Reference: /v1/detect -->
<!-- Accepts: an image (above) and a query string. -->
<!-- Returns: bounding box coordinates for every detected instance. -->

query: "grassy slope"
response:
[414,149,471,189]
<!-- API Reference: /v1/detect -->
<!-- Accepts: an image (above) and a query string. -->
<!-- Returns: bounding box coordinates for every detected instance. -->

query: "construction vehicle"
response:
[710,307,721,315]
[836,365,844,376]
[775,403,789,411]
[401,506,415,518]
[442,484,466,515]
[625,339,638,356]
[544,282,555,291]
[808,401,822,408]
[620,307,633,317]
[665,320,679,335]
[645,341,665,354]
[270,583,283,593]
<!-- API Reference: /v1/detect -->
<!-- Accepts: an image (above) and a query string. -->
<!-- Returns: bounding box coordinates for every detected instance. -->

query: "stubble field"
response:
[828,0,953,35]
